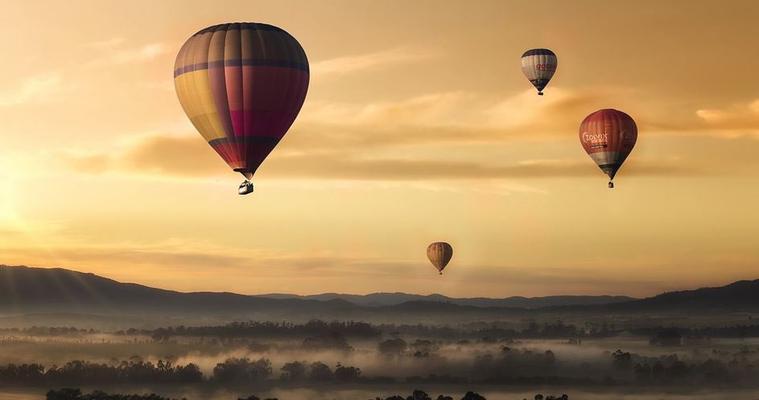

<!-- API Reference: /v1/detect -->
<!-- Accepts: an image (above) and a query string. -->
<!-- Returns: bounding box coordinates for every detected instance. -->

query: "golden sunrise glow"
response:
[2,0,759,297]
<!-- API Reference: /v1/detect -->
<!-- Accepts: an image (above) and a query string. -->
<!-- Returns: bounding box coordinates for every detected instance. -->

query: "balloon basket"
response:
[238,180,254,195]
[608,181,614,189]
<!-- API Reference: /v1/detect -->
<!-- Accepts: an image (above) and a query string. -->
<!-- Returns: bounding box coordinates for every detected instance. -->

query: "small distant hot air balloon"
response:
[174,23,309,195]
[427,242,453,275]
[521,48,557,96]
[579,109,637,188]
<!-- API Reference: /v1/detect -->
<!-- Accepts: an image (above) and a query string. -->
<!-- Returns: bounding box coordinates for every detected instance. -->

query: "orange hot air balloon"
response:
[427,242,453,275]
[579,109,637,188]
[174,23,309,195]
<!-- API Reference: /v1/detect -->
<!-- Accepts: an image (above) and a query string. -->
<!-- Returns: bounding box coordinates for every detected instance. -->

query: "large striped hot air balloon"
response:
[427,242,453,275]
[579,109,637,188]
[521,48,557,95]
[174,23,309,195]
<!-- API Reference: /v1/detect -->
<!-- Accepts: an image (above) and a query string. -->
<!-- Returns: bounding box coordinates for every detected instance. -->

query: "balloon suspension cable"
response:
[238,180,254,195]
[608,181,614,189]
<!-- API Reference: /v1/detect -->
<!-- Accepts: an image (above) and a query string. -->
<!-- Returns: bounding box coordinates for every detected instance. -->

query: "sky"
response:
[2,0,759,297]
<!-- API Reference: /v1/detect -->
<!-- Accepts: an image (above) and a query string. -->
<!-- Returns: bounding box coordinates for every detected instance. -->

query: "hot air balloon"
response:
[427,242,453,275]
[174,23,309,195]
[521,48,557,96]
[579,109,637,188]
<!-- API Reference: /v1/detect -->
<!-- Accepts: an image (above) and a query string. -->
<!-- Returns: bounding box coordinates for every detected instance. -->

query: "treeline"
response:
[610,348,759,385]
[216,358,364,383]
[0,358,364,386]
[0,360,203,385]
[4,349,758,388]
[470,321,615,339]
[44,389,506,400]
[630,325,759,339]
[8,322,759,341]
[389,346,759,387]
[0,326,97,336]
[371,390,489,400]
[123,320,380,341]
[377,320,617,340]
[125,320,615,341]
[47,388,185,400]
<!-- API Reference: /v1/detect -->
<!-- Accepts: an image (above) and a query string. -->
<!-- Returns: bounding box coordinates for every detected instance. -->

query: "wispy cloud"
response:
[311,48,433,76]
[301,87,611,139]
[55,88,753,182]
[84,41,169,68]
[0,240,396,292]
[82,37,127,49]
[60,132,698,182]
[0,72,63,107]
[695,99,759,135]
[62,134,223,177]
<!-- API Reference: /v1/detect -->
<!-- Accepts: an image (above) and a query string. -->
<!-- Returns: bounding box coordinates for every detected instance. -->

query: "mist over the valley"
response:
[2,267,759,399]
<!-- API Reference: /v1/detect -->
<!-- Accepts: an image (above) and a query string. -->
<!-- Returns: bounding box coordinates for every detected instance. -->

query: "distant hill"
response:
[258,292,636,308]
[0,265,360,322]
[604,279,759,312]
[1,265,758,328]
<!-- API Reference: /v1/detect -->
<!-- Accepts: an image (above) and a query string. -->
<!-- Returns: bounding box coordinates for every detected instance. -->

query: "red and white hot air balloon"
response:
[521,48,557,96]
[579,109,637,188]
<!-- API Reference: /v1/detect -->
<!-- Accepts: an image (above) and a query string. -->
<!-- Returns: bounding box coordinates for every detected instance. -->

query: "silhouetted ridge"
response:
[607,279,759,311]
[1,265,758,322]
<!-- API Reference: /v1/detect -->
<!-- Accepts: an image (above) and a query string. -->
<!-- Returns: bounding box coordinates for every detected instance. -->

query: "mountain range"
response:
[257,292,636,308]
[1,264,758,328]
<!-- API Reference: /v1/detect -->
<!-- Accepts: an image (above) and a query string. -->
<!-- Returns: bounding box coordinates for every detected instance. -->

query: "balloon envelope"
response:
[521,48,557,95]
[174,23,309,181]
[579,109,637,186]
[427,242,453,274]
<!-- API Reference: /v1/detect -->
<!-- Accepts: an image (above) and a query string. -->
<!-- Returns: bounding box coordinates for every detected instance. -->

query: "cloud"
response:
[303,88,599,134]
[63,134,223,177]
[0,241,396,289]
[265,154,695,181]
[0,72,63,107]
[311,48,433,76]
[292,88,612,153]
[0,39,167,108]
[58,89,752,182]
[82,37,127,49]
[61,132,696,182]
[84,41,169,68]
[300,90,759,149]
[60,88,612,180]
[695,99,759,134]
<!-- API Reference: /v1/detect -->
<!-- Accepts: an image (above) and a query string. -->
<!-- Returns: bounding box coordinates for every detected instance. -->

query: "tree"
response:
[176,363,203,382]
[212,358,272,383]
[280,361,307,381]
[407,390,430,400]
[308,361,333,381]
[378,338,408,356]
[612,349,632,370]
[334,363,361,382]
[461,392,486,400]
[302,332,352,352]
[46,388,82,400]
